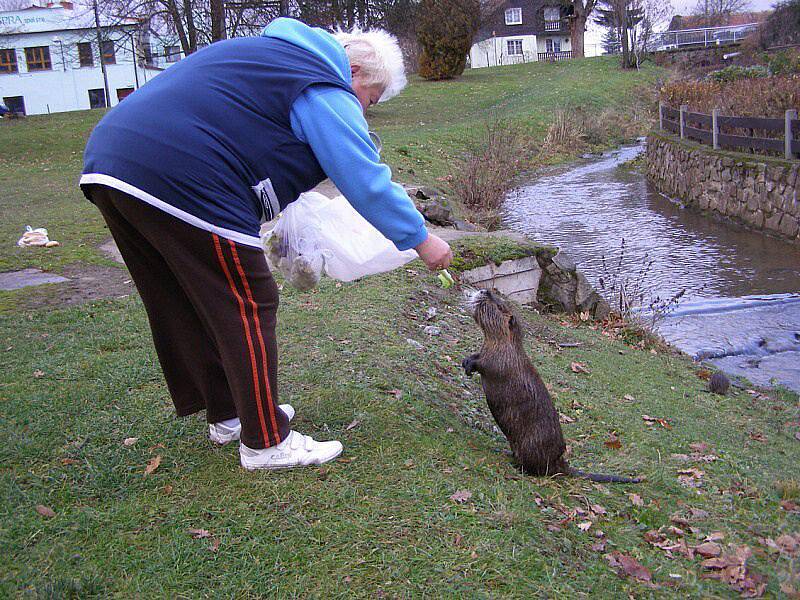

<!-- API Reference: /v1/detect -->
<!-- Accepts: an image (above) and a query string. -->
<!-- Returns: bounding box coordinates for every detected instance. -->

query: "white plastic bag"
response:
[17,226,53,247]
[263,194,326,291]
[263,191,418,289]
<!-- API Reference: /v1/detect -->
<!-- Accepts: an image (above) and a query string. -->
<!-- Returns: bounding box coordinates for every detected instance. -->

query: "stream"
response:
[503,142,800,392]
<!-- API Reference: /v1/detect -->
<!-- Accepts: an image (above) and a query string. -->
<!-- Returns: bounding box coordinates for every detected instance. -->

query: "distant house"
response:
[0,1,181,115]
[469,0,573,68]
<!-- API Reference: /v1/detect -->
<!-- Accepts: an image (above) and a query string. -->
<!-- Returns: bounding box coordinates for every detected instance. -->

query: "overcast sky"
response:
[584,0,776,52]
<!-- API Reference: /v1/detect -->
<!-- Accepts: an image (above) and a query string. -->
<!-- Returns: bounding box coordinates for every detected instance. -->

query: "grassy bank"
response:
[2,58,798,597]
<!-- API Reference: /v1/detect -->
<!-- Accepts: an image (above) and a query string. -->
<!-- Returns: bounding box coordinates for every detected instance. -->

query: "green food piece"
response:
[437,269,454,288]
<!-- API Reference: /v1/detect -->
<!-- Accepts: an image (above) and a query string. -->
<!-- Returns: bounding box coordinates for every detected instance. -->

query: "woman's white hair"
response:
[333,27,407,102]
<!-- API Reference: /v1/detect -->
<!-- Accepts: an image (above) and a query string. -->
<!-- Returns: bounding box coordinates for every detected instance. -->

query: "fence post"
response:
[658,102,664,131]
[785,109,797,160]
[680,104,688,139]
[712,108,720,150]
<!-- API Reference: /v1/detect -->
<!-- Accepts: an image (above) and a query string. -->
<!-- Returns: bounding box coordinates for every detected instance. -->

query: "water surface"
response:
[503,143,800,391]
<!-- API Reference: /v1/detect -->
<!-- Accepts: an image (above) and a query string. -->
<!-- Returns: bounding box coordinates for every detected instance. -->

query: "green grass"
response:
[1,57,798,597]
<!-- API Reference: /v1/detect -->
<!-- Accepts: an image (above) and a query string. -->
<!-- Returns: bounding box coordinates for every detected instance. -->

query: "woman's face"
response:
[350,65,384,113]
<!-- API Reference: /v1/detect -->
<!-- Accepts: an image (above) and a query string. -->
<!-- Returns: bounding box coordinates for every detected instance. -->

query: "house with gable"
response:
[469,0,573,68]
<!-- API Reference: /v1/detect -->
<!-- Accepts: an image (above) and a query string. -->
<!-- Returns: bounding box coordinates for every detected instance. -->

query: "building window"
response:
[3,95,25,114]
[117,87,134,101]
[88,88,107,109]
[101,40,115,65]
[164,45,181,62]
[0,48,18,74]
[505,8,522,25]
[544,7,561,30]
[545,38,562,53]
[507,39,523,55]
[78,42,93,67]
[25,46,52,71]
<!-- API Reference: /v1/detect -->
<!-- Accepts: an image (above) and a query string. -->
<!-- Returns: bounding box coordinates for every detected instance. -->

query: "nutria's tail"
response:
[568,468,642,484]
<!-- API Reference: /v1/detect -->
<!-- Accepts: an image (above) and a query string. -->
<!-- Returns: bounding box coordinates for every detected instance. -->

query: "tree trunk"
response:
[210,0,226,42]
[570,10,587,58]
[163,0,190,56]
[183,0,198,53]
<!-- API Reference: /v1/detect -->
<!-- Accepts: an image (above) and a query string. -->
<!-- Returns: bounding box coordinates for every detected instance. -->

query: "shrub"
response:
[765,49,800,76]
[706,65,769,82]
[660,76,800,117]
[417,0,481,80]
[450,120,524,226]
[757,0,800,48]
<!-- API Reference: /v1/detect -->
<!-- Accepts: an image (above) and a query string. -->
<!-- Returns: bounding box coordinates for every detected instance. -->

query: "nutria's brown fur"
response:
[709,372,730,395]
[462,289,640,483]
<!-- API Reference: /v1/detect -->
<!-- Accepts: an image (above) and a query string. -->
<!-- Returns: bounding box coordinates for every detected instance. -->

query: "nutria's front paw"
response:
[462,354,480,376]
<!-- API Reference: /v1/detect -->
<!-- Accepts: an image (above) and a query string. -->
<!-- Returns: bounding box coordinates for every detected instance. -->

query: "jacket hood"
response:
[262,18,352,85]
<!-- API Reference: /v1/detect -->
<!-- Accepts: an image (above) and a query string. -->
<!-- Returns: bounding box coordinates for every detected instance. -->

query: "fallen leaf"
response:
[776,534,798,555]
[629,493,645,507]
[592,540,607,552]
[450,489,472,504]
[604,432,622,450]
[605,551,653,583]
[453,533,463,547]
[547,524,562,532]
[689,442,710,452]
[780,500,800,513]
[403,459,415,469]
[705,532,725,543]
[578,521,593,531]
[779,583,798,597]
[642,414,672,429]
[344,576,352,584]
[623,394,636,402]
[33,369,45,378]
[163,484,174,495]
[35,505,55,518]
[695,542,722,558]
[748,431,767,442]
[559,413,576,424]
[795,432,800,442]
[123,437,139,446]
[570,362,590,374]
[144,455,162,476]
[385,389,402,399]
[345,419,360,431]
[689,507,709,520]
[209,537,220,552]
[61,458,79,465]
[590,504,607,516]
[188,528,212,539]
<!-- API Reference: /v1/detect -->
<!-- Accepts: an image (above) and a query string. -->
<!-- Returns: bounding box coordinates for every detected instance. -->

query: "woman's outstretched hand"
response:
[415,233,453,271]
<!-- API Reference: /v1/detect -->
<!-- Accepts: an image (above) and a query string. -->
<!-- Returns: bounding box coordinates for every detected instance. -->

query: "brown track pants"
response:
[87,184,290,449]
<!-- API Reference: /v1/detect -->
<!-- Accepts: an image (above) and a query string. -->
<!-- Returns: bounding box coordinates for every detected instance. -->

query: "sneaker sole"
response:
[240,446,343,471]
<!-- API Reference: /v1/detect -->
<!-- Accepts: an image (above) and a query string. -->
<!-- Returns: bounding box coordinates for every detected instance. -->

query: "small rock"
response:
[425,307,437,321]
[406,338,423,350]
[552,251,576,273]
[423,325,441,336]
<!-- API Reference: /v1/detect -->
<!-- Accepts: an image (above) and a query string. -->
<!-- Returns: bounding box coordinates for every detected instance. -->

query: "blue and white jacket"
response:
[80,18,427,251]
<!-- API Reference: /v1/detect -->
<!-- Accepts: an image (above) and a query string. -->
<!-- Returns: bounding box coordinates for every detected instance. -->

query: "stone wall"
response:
[646,132,800,245]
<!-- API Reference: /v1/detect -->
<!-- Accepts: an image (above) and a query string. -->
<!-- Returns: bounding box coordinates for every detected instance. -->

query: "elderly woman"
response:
[80,18,452,470]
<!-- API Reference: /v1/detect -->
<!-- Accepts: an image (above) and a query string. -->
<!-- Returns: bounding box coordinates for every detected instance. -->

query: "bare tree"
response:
[567,0,599,58]
[692,0,751,26]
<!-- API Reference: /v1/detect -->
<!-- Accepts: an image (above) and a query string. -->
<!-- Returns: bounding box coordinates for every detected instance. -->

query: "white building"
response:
[469,1,574,68]
[0,1,182,115]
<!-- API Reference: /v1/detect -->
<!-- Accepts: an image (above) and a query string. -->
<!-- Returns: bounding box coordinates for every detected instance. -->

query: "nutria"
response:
[708,372,730,395]
[462,288,640,483]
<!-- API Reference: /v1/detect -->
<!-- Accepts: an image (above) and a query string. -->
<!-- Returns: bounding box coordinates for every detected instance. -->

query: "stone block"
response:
[461,257,542,305]
[779,214,799,238]
[765,211,783,231]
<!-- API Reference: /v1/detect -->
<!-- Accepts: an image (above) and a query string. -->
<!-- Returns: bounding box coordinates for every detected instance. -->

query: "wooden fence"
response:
[659,103,800,159]
[537,51,573,62]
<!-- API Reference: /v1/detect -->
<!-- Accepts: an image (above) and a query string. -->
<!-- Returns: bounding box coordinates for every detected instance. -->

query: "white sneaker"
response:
[208,404,295,445]
[239,430,343,470]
